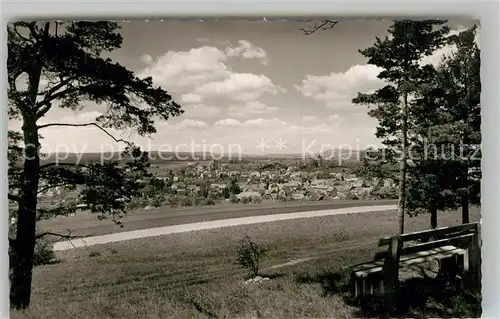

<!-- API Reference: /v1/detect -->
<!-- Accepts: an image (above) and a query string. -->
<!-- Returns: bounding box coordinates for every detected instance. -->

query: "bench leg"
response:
[439,256,459,288]
[361,276,367,295]
[379,275,385,295]
[354,273,385,297]
[366,273,384,296]
[462,250,469,273]
[353,276,363,297]
[456,253,467,274]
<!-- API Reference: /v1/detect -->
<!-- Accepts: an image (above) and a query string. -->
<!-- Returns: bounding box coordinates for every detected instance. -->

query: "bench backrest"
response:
[374,222,479,260]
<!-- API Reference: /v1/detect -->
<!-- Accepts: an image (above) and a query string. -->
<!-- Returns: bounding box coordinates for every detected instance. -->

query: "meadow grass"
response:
[12,207,480,319]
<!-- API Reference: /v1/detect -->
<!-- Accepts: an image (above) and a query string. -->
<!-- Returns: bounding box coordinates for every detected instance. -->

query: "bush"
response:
[31,238,57,266]
[149,196,165,208]
[222,187,231,199]
[127,196,147,210]
[235,235,269,278]
[345,192,359,200]
[203,197,216,205]
[240,196,250,204]
[178,196,193,207]
[250,195,262,204]
[193,196,205,206]
[229,179,241,195]
[167,195,180,207]
[230,195,239,204]
[277,195,291,202]
[88,251,101,258]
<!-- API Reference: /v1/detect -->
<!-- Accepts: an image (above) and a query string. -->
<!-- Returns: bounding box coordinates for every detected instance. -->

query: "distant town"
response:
[36,155,398,213]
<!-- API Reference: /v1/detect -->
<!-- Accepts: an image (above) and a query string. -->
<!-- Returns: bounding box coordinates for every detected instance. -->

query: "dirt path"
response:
[41,199,397,237]
[53,204,396,250]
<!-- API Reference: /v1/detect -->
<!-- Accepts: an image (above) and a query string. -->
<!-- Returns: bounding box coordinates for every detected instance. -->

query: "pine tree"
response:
[7,21,182,309]
[353,20,450,234]
[408,26,481,226]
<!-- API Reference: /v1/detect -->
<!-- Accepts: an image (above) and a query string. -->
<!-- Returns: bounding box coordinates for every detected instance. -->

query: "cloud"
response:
[420,26,481,67]
[302,116,317,122]
[296,64,385,108]
[297,25,481,110]
[225,40,268,64]
[175,119,209,130]
[180,93,204,104]
[139,41,282,104]
[243,118,292,128]
[210,118,343,154]
[214,118,241,127]
[213,118,337,134]
[227,101,278,117]
[194,73,284,102]
[214,117,292,129]
[139,54,154,65]
[139,46,230,90]
[182,104,221,118]
[328,114,341,121]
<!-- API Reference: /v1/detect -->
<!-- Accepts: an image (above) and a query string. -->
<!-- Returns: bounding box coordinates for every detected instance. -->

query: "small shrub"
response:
[178,196,193,207]
[33,238,58,266]
[229,179,242,195]
[203,197,216,205]
[230,195,239,204]
[127,196,145,210]
[193,196,205,206]
[167,195,180,207]
[235,235,269,278]
[277,195,291,202]
[149,196,164,208]
[250,195,262,204]
[240,196,250,204]
[222,187,231,199]
[89,251,101,257]
[345,192,359,200]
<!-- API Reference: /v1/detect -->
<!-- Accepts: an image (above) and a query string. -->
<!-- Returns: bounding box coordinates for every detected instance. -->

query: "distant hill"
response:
[36,149,365,165]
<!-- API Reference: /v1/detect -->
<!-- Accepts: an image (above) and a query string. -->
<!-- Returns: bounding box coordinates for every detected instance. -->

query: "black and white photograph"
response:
[7,18,482,318]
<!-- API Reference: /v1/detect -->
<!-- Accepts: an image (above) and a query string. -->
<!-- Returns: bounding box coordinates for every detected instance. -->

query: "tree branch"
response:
[9,237,16,248]
[37,183,68,195]
[8,194,21,202]
[35,86,79,112]
[36,75,80,116]
[37,122,132,145]
[25,22,40,41]
[35,229,90,241]
[13,25,34,44]
[42,22,50,38]
[39,162,88,170]
[300,19,339,35]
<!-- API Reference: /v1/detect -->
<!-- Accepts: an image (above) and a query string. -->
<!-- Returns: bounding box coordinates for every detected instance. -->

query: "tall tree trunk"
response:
[397,92,409,234]
[10,30,45,308]
[10,117,41,309]
[461,114,470,224]
[461,196,469,224]
[430,199,438,229]
[461,54,471,224]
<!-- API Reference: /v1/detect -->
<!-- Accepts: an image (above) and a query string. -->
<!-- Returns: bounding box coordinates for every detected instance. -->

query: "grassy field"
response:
[13,207,481,319]
[37,200,397,238]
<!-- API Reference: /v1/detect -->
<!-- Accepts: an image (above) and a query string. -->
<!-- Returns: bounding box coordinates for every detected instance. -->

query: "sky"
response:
[9,18,479,156]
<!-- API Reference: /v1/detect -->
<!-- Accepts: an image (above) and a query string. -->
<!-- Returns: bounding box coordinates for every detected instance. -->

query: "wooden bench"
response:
[348,222,481,299]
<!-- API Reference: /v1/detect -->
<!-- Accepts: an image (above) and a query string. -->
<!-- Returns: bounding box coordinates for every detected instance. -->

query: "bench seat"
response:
[353,245,466,278]
[350,245,467,296]
[347,222,480,303]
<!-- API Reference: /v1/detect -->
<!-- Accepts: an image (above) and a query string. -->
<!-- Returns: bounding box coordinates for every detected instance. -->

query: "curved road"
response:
[52,200,397,251]
[42,199,397,237]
